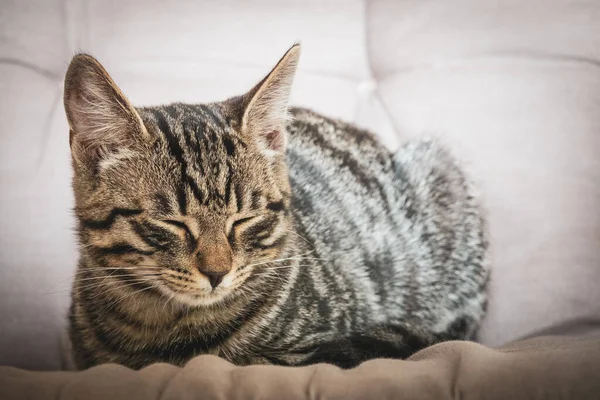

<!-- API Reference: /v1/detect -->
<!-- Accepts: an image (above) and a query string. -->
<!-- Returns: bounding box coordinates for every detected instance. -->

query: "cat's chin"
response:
[157,285,234,308]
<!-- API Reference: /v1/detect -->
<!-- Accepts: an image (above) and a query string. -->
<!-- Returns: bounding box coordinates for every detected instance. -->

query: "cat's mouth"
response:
[155,270,246,307]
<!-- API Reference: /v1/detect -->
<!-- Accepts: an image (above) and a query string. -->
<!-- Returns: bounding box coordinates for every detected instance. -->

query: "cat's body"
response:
[66,46,488,370]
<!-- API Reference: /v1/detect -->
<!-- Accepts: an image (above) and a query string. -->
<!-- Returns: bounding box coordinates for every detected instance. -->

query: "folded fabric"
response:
[1,335,599,400]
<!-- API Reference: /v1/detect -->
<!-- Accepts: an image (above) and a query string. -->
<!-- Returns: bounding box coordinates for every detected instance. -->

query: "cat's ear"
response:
[64,54,148,170]
[241,44,300,156]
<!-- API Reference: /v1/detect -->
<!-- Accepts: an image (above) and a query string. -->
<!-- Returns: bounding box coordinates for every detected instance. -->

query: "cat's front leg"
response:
[260,324,431,369]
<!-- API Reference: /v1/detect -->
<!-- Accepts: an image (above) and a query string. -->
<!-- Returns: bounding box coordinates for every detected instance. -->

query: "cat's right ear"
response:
[64,54,148,172]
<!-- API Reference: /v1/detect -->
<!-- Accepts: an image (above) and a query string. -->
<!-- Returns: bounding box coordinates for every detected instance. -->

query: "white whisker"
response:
[72,273,161,284]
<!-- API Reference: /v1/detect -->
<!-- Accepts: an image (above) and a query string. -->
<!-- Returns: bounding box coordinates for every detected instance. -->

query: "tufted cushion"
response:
[1,0,599,369]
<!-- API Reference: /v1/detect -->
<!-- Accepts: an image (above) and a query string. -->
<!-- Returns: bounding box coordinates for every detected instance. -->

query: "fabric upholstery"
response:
[2,335,600,399]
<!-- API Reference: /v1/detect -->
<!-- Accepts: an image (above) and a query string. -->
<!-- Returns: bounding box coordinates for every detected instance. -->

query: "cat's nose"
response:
[194,235,232,289]
[201,270,227,289]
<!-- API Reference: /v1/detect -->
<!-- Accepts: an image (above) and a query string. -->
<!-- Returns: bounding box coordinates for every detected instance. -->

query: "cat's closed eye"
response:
[162,219,195,241]
[228,215,261,240]
[231,215,260,229]
[128,219,182,252]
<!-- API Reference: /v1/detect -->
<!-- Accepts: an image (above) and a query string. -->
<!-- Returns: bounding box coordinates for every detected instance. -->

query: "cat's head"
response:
[64,45,300,306]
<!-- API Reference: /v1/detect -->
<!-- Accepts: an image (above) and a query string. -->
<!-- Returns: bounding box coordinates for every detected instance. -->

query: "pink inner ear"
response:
[265,129,285,152]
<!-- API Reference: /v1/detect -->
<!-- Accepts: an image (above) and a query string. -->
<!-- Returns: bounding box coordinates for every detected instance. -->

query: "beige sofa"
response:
[1,336,600,399]
[1,0,599,384]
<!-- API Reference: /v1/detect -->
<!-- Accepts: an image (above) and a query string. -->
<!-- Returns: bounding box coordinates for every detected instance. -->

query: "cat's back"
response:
[284,107,398,251]
[286,107,390,167]
[285,107,396,221]
[284,107,489,340]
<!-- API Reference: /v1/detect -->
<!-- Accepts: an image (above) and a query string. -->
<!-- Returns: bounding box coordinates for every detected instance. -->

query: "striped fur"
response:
[65,46,489,370]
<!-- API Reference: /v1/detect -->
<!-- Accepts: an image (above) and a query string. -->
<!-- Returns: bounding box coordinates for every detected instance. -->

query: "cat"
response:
[65,44,489,370]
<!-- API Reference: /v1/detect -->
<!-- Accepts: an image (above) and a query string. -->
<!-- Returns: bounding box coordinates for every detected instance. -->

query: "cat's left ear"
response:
[241,44,300,156]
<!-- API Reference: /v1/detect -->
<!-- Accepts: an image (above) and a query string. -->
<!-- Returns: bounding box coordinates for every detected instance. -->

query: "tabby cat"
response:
[65,45,489,370]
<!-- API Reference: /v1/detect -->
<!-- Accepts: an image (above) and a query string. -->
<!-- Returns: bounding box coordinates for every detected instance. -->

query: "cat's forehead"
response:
[131,103,268,214]
[138,102,247,165]
[140,103,233,136]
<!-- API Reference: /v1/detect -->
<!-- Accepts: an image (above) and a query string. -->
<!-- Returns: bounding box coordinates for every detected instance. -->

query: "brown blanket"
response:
[1,335,599,399]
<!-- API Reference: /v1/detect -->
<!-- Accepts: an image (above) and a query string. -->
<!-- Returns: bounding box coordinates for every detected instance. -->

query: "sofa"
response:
[1,0,599,393]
